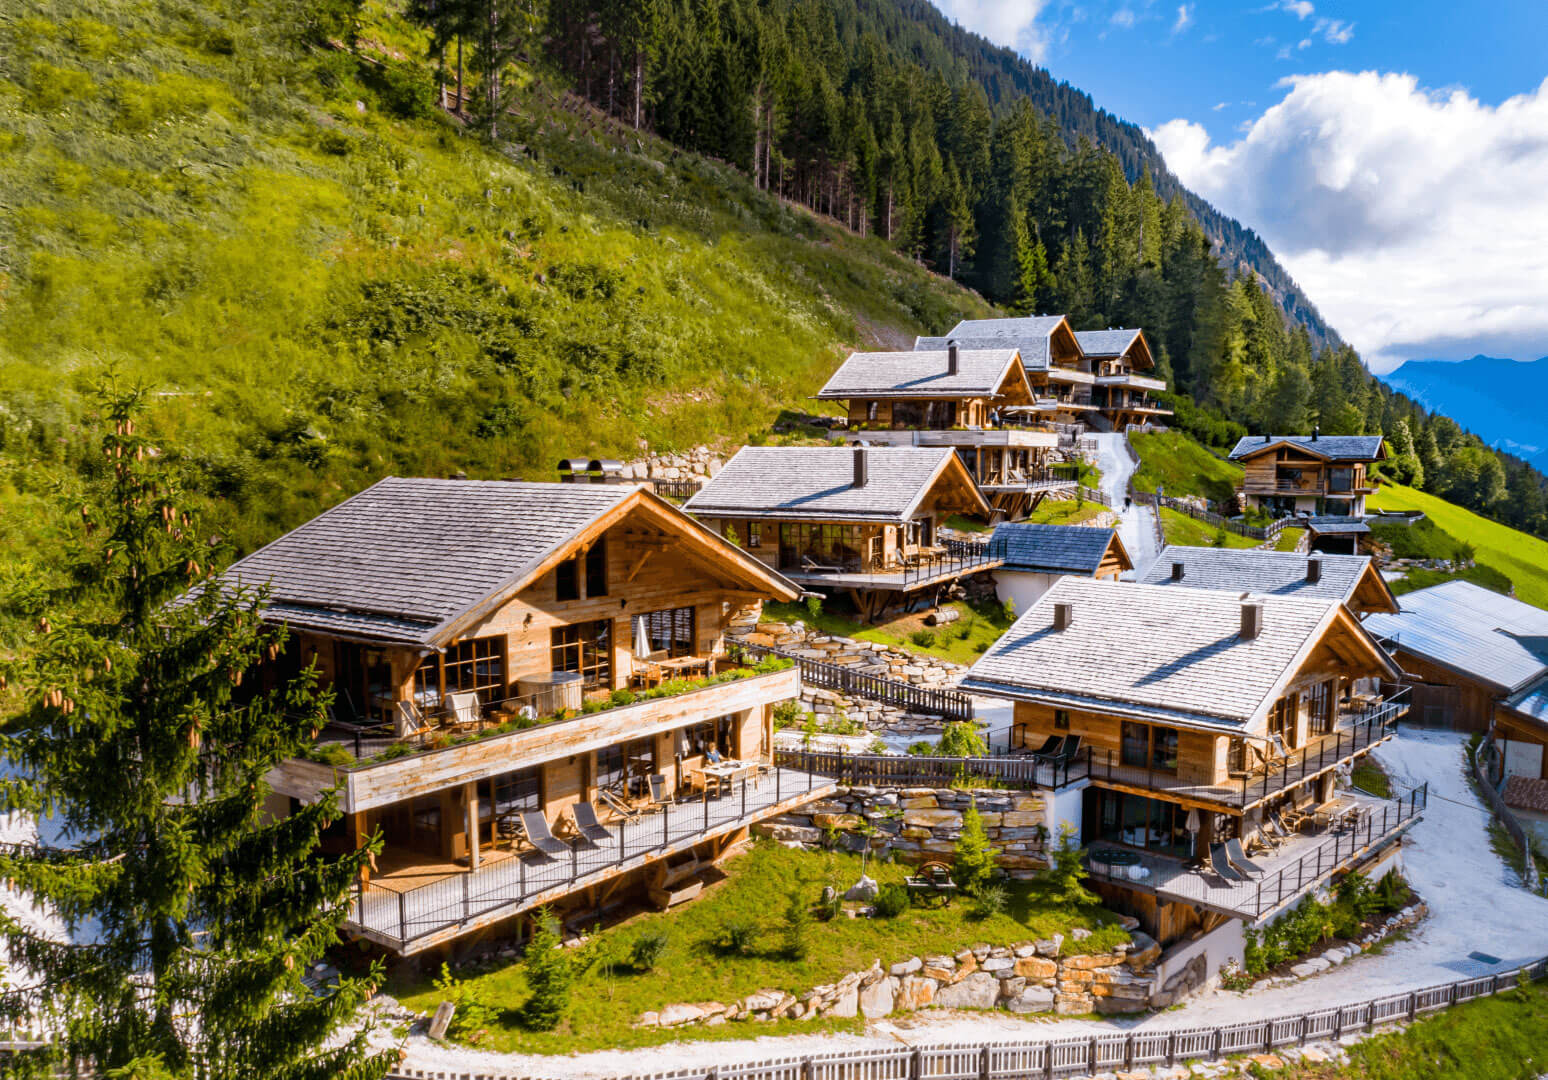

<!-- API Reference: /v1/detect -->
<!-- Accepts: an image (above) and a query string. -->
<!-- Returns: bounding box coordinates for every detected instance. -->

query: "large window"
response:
[585,540,608,598]
[777,523,864,572]
[554,540,608,601]
[597,737,655,796]
[413,636,506,708]
[1092,790,1192,858]
[490,767,541,817]
[1269,695,1297,749]
[890,400,957,430]
[642,606,696,657]
[552,619,612,688]
[1120,722,1179,774]
[1305,681,1334,738]
[680,715,736,758]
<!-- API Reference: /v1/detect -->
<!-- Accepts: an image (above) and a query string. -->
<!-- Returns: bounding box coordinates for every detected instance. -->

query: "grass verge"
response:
[1159,508,1260,549]
[1272,527,1306,552]
[1351,758,1392,799]
[763,597,1014,665]
[1370,484,1548,608]
[1129,431,1243,504]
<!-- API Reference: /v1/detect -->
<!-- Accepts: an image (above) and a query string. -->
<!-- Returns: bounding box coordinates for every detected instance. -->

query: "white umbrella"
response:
[632,615,651,660]
[1185,808,1201,857]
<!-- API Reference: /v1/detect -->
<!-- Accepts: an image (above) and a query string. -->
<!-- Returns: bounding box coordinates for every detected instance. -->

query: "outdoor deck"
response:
[1087,785,1427,921]
[782,542,1004,594]
[346,766,836,953]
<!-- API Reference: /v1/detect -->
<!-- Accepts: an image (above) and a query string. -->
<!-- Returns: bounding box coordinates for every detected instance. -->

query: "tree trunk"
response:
[456,35,464,112]
[633,49,644,130]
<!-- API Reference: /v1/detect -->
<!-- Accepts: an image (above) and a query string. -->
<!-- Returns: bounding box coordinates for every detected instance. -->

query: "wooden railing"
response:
[384,955,1548,1080]
[738,642,972,722]
[650,477,702,501]
[775,745,1091,791]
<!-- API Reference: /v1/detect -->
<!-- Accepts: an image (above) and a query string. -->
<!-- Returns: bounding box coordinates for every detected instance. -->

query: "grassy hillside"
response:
[0,0,991,558]
[1129,431,1243,504]
[1370,484,1548,608]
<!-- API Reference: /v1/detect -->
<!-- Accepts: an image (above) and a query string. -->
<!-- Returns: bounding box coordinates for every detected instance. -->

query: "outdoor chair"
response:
[1027,735,1063,757]
[1224,837,1267,877]
[571,802,616,847]
[444,691,482,732]
[1055,735,1083,763]
[801,555,842,574]
[393,701,431,741]
[519,811,571,861]
[1208,843,1246,883]
[598,787,640,821]
[644,773,671,812]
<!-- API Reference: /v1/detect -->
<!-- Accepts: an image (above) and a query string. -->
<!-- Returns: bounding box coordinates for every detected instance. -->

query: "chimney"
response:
[1053,601,1074,631]
[1240,599,1264,640]
[1171,561,1186,582]
[1312,425,1320,442]
[1306,556,1323,584]
[1264,433,1271,443]
[947,339,960,375]
[852,446,868,489]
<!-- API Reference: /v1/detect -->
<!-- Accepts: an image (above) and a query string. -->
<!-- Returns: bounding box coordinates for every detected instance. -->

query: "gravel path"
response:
[388,728,1548,1078]
[1091,432,1160,577]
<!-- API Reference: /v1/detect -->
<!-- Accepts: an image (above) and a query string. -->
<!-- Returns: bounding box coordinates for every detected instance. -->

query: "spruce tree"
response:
[0,385,392,1080]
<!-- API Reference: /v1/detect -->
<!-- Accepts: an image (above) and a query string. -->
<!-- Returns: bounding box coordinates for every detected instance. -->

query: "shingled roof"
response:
[988,523,1126,575]
[1140,546,1395,611]
[1073,328,1142,357]
[1365,580,1548,694]
[916,315,1070,370]
[683,446,983,523]
[815,348,1025,399]
[216,478,796,648]
[1228,434,1387,462]
[961,577,1394,732]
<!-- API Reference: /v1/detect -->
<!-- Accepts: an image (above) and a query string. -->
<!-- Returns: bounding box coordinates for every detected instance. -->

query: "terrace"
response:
[779,537,1005,594]
[347,764,837,953]
[1084,690,1409,812]
[1086,784,1427,921]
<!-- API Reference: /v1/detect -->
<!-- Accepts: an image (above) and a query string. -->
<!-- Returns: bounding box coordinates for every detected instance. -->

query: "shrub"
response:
[936,721,988,759]
[805,595,823,621]
[1373,869,1412,914]
[432,963,497,1044]
[608,687,637,708]
[773,699,803,730]
[971,881,1008,920]
[906,740,936,756]
[629,929,670,972]
[909,629,937,648]
[521,911,576,1031]
[781,889,810,960]
[715,917,759,956]
[872,882,910,919]
[1038,822,1098,907]
[952,799,999,895]
[815,888,842,922]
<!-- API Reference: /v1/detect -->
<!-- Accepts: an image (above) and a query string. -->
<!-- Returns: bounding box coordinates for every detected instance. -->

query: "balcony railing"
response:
[347,764,830,951]
[1088,691,1408,810]
[776,745,1090,791]
[976,464,1081,490]
[740,641,972,722]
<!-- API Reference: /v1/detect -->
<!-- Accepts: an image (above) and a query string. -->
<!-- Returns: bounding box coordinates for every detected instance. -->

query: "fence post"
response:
[398,890,406,946]
[979,1044,990,1080]
[910,1047,923,1080]
[520,853,526,897]
[570,842,577,883]
[462,870,469,920]
[663,799,669,848]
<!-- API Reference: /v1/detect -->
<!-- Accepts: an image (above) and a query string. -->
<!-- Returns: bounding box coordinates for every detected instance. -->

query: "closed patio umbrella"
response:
[633,615,651,659]
[1185,808,1201,857]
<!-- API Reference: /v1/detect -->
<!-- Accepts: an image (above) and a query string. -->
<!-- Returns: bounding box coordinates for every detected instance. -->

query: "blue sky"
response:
[931,0,1548,372]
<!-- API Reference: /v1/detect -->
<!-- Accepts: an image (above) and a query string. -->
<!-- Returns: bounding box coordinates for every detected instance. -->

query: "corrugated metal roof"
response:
[1364,580,1548,693]
[1073,328,1142,357]
[1305,516,1372,535]
[917,315,1068,370]
[1504,675,1548,724]
[815,348,1022,399]
[1139,546,1373,604]
[1228,435,1387,462]
[960,577,1347,731]
[989,523,1119,574]
[216,478,637,646]
[683,446,967,523]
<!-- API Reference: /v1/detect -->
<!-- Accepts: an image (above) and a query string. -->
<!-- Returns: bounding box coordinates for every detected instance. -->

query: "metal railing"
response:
[898,540,1003,588]
[1088,691,1407,809]
[1135,490,1291,541]
[650,477,702,501]
[386,953,1548,1080]
[738,642,972,722]
[775,745,1091,791]
[349,765,827,951]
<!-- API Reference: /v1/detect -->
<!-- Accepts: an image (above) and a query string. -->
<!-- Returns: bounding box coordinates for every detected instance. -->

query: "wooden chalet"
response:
[963,577,1413,947]
[1228,433,1387,531]
[1073,328,1173,428]
[814,343,1076,519]
[226,477,832,954]
[683,445,995,621]
[1138,546,1400,618]
[985,522,1131,610]
[1365,581,1548,777]
[917,316,1097,430]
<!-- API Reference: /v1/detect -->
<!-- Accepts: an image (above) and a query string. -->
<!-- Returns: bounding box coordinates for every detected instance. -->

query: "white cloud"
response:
[1149,72,1548,372]
[1279,0,1315,18]
[1313,16,1355,43]
[930,0,1054,61]
[1172,3,1194,33]
[1111,7,1137,28]
[1276,45,1292,60]
[1212,101,1229,111]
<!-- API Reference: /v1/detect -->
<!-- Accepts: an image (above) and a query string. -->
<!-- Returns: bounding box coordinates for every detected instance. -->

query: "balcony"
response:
[1094,373,1168,393]
[975,464,1082,494]
[779,538,1004,594]
[274,662,800,813]
[1086,785,1426,921]
[1087,691,1408,811]
[348,764,837,953]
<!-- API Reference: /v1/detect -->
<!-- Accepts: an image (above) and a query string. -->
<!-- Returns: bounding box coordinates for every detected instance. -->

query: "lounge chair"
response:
[393,700,431,741]
[1225,837,1267,877]
[444,691,481,730]
[1026,734,1063,757]
[519,811,570,860]
[598,787,639,821]
[1208,843,1246,883]
[571,802,615,847]
[1056,735,1083,762]
[645,773,671,812]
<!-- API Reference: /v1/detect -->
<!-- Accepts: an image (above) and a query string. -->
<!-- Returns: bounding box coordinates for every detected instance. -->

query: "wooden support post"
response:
[464,782,480,871]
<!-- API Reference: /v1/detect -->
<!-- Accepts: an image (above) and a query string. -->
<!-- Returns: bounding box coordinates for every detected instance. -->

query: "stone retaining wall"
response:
[755,785,1052,872]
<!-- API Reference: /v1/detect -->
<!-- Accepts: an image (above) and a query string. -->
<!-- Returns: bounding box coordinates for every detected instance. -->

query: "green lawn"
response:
[1026,498,1110,526]
[1370,484,1548,608]
[763,597,1014,665]
[1159,508,1261,549]
[1351,758,1391,799]
[1129,431,1243,504]
[1271,527,1306,552]
[390,841,1127,1053]
[1388,564,1515,598]
[1282,978,1548,1079]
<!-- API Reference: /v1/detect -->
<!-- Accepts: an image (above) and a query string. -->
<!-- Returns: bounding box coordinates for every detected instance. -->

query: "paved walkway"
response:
[386,729,1548,1079]
[1091,432,1160,577]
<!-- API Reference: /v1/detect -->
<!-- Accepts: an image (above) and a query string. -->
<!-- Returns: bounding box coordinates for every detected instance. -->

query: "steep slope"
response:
[1383,356,1548,470]
[0,0,990,555]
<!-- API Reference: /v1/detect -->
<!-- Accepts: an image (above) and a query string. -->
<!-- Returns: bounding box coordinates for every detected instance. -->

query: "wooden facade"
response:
[1235,445,1381,517]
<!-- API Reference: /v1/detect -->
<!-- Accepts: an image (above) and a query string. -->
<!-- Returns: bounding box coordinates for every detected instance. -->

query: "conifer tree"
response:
[0,384,391,1080]
[1010,218,1055,316]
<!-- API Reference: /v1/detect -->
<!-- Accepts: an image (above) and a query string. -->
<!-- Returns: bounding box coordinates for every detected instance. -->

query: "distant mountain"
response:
[1383,356,1548,469]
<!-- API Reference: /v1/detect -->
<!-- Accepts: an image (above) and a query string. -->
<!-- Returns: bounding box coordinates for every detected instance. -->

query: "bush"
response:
[431,963,497,1044]
[628,929,670,972]
[521,911,576,1031]
[971,881,1008,920]
[805,595,823,621]
[781,889,810,960]
[1037,822,1098,907]
[1373,869,1412,914]
[909,629,937,649]
[952,799,999,895]
[715,917,759,956]
[608,687,637,708]
[872,882,910,919]
[773,699,803,730]
[936,721,988,758]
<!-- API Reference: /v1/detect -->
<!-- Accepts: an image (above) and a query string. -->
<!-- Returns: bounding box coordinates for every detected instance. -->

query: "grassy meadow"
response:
[1129,431,1243,503]
[1370,484,1548,608]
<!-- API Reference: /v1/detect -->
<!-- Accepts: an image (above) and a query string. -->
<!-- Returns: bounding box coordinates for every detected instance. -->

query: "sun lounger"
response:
[444,691,481,730]
[1225,837,1267,876]
[598,787,639,821]
[1208,843,1246,883]
[571,802,615,847]
[520,811,570,860]
[1027,734,1063,757]
[1057,735,1083,762]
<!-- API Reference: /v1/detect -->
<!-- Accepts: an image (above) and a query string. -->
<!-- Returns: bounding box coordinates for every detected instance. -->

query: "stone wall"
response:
[619,444,725,483]
[636,932,1166,1029]
[755,785,1052,874]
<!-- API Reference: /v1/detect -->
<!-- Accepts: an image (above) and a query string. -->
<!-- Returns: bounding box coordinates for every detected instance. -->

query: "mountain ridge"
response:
[1383,355,1548,469]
